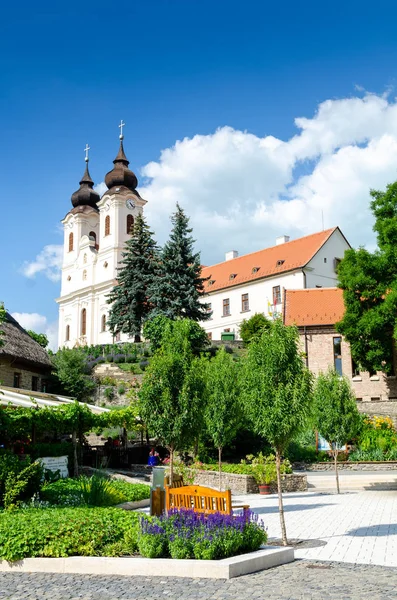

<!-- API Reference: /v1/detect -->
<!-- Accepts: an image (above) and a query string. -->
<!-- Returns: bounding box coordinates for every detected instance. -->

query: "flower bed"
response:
[137,509,267,560]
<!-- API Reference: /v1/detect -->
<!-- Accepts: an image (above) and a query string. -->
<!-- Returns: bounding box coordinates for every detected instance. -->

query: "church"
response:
[56,122,146,348]
[57,123,350,348]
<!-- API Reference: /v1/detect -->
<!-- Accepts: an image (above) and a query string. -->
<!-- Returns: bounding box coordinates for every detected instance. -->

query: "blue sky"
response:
[2,0,397,346]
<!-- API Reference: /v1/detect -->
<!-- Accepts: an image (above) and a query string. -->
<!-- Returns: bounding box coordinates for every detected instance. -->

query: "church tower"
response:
[56,122,147,348]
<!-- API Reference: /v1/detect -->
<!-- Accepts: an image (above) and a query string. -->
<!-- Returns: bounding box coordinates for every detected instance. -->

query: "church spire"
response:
[71,144,100,209]
[104,120,138,192]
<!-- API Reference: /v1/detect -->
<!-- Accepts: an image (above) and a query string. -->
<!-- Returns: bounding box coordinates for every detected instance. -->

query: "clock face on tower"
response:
[126,198,135,210]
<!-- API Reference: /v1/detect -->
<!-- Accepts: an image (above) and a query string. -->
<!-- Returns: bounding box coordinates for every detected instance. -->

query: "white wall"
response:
[304,228,349,288]
[201,270,305,340]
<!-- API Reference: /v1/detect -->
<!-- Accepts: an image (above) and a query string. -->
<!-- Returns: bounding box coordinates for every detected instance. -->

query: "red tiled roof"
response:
[201,228,338,293]
[284,287,345,327]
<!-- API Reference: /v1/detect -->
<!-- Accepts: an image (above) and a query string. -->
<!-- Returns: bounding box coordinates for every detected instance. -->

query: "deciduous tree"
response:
[239,313,271,346]
[139,319,207,483]
[312,369,362,493]
[337,181,397,373]
[205,347,241,489]
[242,319,313,545]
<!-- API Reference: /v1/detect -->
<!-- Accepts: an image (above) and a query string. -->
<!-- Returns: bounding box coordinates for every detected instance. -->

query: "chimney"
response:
[225,250,238,261]
[276,235,290,246]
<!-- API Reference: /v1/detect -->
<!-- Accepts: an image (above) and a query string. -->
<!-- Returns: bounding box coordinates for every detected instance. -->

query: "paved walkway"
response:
[0,562,396,599]
[234,490,397,567]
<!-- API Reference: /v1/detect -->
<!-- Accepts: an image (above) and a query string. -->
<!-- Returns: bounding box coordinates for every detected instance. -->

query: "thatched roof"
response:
[0,312,52,369]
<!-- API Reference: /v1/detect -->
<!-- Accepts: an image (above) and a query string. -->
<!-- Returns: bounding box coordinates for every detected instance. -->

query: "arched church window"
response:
[68,233,74,252]
[65,324,70,342]
[101,315,106,332]
[127,214,134,234]
[105,216,110,236]
[83,270,87,281]
[81,309,87,336]
[89,231,98,250]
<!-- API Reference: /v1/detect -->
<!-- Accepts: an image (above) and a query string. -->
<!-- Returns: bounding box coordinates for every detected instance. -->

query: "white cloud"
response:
[137,92,397,263]
[11,312,58,351]
[21,244,63,282]
[22,91,397,284]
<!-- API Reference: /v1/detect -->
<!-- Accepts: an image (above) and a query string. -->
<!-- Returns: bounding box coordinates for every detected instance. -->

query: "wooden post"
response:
[150,487,165,516]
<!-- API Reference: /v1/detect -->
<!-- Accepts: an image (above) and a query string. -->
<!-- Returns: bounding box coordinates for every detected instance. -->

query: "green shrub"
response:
[117,384,126,395]
[104,387,115,401]
[0,507,139,562]
[4,461,43,510]
[41,476,150,507]
[0,452,27,505]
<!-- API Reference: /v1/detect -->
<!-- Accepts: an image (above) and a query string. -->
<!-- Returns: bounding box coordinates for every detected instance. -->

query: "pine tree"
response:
[107,213,158,342]
[149,204,211,321]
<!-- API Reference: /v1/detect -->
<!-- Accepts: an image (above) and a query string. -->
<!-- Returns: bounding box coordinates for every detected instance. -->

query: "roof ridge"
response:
[202,227,337,272]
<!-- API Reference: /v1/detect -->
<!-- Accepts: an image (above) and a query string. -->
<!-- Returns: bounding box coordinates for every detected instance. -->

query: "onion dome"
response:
[71,145,100,209]
[104,121,138,193]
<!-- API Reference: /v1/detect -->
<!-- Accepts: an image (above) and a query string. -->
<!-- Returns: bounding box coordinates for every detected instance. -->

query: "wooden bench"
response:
[164,474,184,488]
[165,484,249,516]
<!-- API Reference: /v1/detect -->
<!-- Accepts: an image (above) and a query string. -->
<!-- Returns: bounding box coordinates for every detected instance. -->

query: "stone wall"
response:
[0,359,49,391]
[194,470,307,494]
[293,461,397,472]
[299,326,397,424]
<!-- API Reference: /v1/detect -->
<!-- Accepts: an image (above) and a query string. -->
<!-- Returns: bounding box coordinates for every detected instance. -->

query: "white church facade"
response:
[56,125,147,348]
[56,125,351,348]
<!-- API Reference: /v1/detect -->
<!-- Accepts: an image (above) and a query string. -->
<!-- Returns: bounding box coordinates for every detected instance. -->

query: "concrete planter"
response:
[294,461,397,472]
[0,546,294,580]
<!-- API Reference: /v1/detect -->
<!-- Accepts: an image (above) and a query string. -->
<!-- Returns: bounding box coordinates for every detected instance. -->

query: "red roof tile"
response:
[284,288,344,327]
[201,228,338,293]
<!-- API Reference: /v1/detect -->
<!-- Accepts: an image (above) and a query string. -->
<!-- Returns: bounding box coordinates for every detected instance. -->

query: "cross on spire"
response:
[84,144,90,162]
[119,119,125,140]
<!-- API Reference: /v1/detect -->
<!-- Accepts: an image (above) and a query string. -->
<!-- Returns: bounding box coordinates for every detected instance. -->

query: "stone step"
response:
[306,471,397,491]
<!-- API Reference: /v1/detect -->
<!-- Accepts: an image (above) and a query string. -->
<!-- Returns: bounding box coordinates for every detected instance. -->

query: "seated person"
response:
[148,447,159,466]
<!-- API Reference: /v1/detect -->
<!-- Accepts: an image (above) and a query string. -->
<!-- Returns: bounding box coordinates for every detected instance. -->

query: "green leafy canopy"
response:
[337,180,397,373]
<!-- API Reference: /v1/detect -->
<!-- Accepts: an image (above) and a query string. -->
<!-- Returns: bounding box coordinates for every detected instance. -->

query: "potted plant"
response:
[246,453,277,494]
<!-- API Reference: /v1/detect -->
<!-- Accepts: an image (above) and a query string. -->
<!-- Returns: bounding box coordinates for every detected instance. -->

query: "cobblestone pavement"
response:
[0,561,396,600]
[234,490,397,567]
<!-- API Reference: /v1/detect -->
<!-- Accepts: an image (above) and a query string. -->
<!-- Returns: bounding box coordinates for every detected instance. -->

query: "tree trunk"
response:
[146,428,150,445]
[275,449,288,546]
[218,447,222,491]
[334,449,340,494]
[193,437,199,460]
[169,446,174,487]
[72,430,79,477]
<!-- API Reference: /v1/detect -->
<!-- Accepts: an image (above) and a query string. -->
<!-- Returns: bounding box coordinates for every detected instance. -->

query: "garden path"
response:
[234,489,397,567]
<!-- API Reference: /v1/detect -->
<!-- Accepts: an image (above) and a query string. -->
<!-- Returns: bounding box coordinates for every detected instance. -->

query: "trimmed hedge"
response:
[41,477,150,507]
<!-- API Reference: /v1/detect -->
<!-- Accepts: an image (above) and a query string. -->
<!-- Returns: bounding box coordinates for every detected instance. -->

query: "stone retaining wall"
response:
[293,461,397,471]
[194,470,307,494]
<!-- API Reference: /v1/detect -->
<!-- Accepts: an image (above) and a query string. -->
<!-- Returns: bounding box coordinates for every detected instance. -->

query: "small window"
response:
[81,308,87,336]
[223,298,230,317]
[206,303,212,316]
[68,232,74,252]
[101,315,106,332]
[65,324,70,341]
[42,380,48,393]
[324,257,327,263]
[273,286,281,305]
[241,293,249,312]
[83,253,87,264]
[127,214,134,234]
[207,332,212,341]
[334,258,341,272]
[352,358,360,377]
[356,397,362,402]
[276,259,285,267]
[208,280,215,286]
[371,397,381,402]
[13,373,20,388]
[229,273,237,280]
[32,376,38,392]
[252,266,260,274]
[105,215,110,236]
[316,285,322,288]
[83,270,87,281]
[223,328,231,333]
[333,336,342,376]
